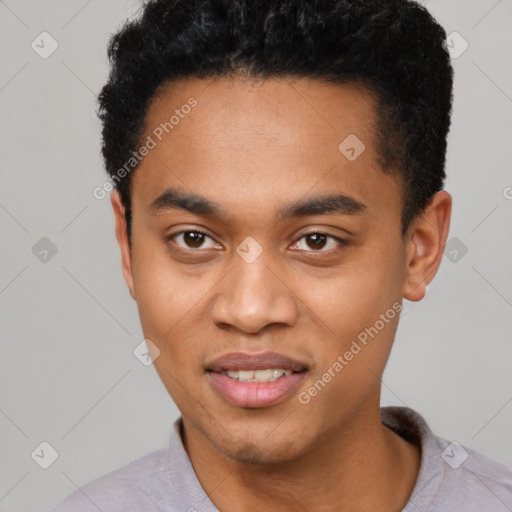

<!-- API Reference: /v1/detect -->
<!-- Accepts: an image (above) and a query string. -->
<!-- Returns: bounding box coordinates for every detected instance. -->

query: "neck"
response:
[182,405,420,512]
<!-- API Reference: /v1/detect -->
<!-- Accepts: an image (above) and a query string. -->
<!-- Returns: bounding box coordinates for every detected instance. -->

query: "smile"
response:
[205,351,308,408]
[224,369,292,382]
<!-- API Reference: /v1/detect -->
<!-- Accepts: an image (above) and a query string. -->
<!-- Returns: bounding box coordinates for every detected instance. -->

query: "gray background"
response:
[1,0,511,510]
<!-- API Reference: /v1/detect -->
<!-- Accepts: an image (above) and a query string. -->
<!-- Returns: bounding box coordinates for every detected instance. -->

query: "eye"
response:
[168,229,220,250]
[291,232,347,252]
[167,229,347,253]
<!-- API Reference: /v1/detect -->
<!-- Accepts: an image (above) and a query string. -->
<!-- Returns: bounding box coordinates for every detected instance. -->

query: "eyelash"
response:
[166,229,347,253]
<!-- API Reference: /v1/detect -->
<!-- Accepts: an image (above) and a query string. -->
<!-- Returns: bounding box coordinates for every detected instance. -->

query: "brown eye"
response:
[169,230,219,250]
[183,231,206,248]
[292,232,346,252]
[305,233,328,250]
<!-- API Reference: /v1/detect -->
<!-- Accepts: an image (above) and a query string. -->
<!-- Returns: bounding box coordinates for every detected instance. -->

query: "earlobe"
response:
[111,190,136,300]
[402,191,452,302]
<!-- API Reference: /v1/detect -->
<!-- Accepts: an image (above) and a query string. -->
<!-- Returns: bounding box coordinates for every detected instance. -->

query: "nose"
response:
[209,251,299,334]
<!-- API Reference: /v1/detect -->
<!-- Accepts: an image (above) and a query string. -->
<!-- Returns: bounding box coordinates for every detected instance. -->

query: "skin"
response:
[111,76,451,511]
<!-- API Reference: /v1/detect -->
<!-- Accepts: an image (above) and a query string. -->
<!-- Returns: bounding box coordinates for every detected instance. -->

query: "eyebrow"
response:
[147,187,367,220]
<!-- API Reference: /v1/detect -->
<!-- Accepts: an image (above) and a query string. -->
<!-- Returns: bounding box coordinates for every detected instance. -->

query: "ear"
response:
[403,190,452,302]
[111,190,136,300]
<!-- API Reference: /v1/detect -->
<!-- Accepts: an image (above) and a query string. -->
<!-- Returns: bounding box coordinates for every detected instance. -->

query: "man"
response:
[49,0,512,510]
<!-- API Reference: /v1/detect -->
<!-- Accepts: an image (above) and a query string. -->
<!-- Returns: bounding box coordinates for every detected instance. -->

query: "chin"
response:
[211,428,305,465]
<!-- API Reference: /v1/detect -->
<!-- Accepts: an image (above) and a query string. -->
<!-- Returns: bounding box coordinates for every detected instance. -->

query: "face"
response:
[112,76,439,464]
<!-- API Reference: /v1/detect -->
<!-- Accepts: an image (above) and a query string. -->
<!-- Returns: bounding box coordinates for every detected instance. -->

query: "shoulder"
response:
[433,438,512,511]
[381,406,512,512]
[46,447,173,512]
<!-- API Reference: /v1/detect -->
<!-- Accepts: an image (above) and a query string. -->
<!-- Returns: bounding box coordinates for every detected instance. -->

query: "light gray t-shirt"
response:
[47,406,512,511]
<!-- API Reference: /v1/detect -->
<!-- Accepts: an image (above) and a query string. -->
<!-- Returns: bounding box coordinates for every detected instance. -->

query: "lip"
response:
[206,351,308,408]
[206,351,308,373]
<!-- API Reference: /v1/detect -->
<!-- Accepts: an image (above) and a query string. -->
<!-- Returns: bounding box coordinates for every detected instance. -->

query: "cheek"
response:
[290,242,404,377]
[295,255,402,335]
[132,257,207,408]
[130,245,194,363]
[293,272,401,419]
[130,241,230,382]
[131,239,197,329]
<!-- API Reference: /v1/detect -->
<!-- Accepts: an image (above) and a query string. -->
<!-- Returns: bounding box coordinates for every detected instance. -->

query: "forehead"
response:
[144,75,378,158]
[132,76,403,226]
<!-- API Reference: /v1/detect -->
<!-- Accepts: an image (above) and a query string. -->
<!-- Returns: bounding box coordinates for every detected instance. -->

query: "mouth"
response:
[205,351,308,408]
[221,368,294,382]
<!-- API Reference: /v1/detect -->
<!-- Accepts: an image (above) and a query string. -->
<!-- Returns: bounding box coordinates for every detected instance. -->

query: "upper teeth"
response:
[226,369,292,382]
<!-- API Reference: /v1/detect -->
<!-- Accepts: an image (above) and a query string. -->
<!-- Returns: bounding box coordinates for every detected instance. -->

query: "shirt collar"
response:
[381,406,445,511]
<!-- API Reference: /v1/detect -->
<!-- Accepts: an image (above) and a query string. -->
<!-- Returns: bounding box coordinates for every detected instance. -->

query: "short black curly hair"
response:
[97,0,453,243]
